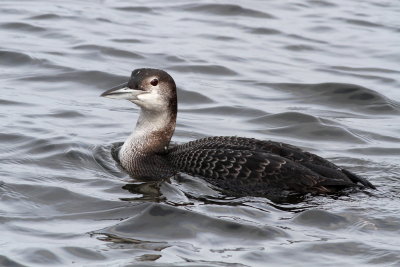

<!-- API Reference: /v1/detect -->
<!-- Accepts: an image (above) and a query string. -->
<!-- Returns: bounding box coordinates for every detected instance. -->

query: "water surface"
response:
[1,0,400,266]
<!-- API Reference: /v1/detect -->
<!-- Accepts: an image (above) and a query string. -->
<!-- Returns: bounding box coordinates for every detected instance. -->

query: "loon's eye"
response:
[150,78,158,86]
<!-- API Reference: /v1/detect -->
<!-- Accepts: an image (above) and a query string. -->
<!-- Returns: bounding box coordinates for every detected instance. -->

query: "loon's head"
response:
[101,68,177,112]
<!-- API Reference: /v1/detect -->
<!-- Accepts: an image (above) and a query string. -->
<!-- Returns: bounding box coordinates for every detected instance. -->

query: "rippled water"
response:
[1,0,400,266]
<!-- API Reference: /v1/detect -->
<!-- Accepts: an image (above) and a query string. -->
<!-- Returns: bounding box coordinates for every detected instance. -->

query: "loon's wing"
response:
[167,147,356,197]
[170,136,336,167]
[168,136,375,189]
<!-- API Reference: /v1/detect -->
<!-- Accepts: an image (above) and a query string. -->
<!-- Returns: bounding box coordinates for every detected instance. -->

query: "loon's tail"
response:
[341,169,376,189]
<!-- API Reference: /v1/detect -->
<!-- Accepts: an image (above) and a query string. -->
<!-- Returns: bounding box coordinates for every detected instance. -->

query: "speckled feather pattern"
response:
[165,136,375,196]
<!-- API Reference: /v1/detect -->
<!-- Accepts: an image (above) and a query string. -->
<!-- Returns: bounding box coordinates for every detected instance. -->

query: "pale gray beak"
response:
[100,82,145,100]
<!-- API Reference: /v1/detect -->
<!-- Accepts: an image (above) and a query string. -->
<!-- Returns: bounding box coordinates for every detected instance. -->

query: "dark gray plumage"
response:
[101,68,375,198]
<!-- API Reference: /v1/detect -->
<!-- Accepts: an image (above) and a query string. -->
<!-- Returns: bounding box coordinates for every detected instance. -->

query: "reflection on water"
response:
[1,0,400,266]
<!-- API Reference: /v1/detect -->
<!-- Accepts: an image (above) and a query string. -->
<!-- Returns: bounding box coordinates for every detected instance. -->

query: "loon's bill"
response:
[101,82,147,100]
[100,68,375,199]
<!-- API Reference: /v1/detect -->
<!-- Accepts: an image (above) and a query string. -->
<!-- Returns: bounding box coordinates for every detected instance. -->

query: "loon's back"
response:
[167,136,375,197]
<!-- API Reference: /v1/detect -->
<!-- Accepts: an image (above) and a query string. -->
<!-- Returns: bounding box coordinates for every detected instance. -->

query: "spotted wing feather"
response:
[168,136,375,192]
[168,146,356,197]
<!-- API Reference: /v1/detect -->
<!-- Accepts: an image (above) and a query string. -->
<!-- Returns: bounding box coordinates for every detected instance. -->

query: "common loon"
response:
[101,68,375,197]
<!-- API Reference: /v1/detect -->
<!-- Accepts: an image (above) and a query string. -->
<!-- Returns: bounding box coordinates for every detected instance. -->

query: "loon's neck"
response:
[120,108,176,157]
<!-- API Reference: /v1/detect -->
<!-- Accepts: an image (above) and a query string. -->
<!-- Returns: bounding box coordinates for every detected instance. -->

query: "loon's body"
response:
[101,68,375,197]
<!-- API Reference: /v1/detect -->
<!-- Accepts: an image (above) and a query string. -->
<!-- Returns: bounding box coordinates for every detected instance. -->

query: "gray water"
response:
[1,0,400,266]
